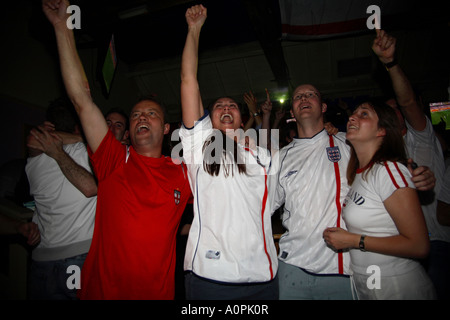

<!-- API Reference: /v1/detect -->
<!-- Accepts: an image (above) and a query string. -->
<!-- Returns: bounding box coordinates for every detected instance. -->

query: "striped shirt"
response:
[343,161,420,276]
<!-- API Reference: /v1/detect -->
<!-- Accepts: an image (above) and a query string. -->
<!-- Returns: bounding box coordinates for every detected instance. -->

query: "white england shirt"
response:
[274,129,351,275]
[179,114,278,283]
[343,161,422,276]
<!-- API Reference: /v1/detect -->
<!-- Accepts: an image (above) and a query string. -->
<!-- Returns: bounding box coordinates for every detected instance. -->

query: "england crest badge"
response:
[326,146,341,162]
[174,189,181,205]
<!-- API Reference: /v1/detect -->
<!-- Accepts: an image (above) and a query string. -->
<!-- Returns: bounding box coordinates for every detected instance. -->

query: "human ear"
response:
[163,123,170,135]
[376,127,386,137]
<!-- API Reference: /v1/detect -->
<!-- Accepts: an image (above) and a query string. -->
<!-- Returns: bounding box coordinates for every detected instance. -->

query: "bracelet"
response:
[359,234,366,251]
[384,59,398,70]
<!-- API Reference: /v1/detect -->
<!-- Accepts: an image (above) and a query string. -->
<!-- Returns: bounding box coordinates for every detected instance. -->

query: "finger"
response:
[43,121,56,130]
[30,128,44,140]
[265,88,270,102]
[48,131,63,141]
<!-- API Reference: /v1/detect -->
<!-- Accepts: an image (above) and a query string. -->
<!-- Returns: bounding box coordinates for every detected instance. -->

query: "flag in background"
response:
[279,0,411,40]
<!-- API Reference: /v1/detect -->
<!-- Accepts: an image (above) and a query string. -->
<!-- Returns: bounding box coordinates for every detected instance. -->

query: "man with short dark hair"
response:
[43,0,191,299]
[26,97,97,300]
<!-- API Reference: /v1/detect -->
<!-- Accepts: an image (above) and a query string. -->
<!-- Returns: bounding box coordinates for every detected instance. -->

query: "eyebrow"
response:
[131,108,160,114]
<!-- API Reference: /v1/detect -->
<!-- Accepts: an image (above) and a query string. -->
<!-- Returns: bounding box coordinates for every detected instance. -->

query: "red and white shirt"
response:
[343,161,421,277]
[179,114,278,283]
[274,129,350,275]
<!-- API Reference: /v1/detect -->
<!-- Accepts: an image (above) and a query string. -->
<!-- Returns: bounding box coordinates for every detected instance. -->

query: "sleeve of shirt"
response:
[88,130,126,182]
[374,161,415,202]
[67,142,94,174]
[179,112,213,169]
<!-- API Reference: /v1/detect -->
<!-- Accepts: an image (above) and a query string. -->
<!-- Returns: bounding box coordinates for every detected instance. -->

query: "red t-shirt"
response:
[79,131,191,299]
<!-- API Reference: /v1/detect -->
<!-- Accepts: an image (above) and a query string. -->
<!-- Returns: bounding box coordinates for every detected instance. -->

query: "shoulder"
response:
[180,112,211,133]
[63,141,88,153]
[371,161,413,189]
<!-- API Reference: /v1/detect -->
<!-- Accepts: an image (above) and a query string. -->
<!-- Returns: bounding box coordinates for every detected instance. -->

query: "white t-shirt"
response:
[343,161,421,276]
[179,114,278,283]
[26,142,97,261]
[274,129,351,275]
[437,158,450,204]
[403,118,449,242]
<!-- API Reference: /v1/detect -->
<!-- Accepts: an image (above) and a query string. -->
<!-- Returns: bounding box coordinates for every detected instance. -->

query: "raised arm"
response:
[181,5,207,128]
[372,29,427,131]
[42,0,108,152]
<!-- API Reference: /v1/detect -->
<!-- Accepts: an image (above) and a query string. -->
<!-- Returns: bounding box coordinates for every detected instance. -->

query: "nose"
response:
[138,113,148,121]
[348,115,357,125]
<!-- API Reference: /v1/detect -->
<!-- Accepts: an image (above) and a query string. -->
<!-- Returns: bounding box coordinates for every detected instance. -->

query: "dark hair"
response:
[207,97,242,113]
[347,99,407,185]
[46,97,80,133]
[202,130,246,177]
[203,97,247,177]
[105,108,129,130]
[135,94,168,123]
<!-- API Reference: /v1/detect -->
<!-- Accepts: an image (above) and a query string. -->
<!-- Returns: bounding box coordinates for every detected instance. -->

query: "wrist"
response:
[358,234,367,251]
[383,58,398,71]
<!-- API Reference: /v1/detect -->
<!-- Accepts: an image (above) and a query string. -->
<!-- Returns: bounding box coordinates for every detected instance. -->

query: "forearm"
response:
[54,23,92,113]
[53,150,97,197]
[387,65,416,107]
[386,64,426,130]
[261,112,271,130]
[53,23,107,151]
[359,233,429,259]
[181,26,204,127]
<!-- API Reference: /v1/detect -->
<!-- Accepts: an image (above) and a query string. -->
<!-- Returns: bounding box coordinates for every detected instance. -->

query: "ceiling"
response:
[28,0,449,122]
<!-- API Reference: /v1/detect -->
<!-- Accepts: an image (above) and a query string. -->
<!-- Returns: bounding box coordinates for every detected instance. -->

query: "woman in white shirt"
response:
[179,5,278,300]
[323,100,436,299]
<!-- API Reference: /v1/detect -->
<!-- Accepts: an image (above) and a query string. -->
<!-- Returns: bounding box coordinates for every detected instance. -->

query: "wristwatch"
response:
[253,112,259,117]
[359,234,366,252]
[384,59,398,70]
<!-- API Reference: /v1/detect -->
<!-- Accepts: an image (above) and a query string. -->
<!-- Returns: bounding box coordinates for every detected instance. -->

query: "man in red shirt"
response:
[43,0,191,299]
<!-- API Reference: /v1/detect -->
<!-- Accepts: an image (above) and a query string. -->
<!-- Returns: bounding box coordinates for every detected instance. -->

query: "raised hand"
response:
[244,91,258,115]
[42,0,69,27]
[27,125,64,160]
[372,29,396,64]
[185,4,207,29]
[260,88,273,116]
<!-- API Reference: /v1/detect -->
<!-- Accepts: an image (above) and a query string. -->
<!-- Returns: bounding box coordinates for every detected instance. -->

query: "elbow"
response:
[413,239,430,259]
[83,185,98,198]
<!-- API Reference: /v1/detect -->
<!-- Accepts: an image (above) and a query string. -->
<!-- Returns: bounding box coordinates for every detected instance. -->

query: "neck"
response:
[133,143,162,158]
[296,119,324,138]
[352,142,378,169]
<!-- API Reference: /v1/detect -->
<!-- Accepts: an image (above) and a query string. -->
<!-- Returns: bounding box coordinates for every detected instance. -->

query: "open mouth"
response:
[136,123,150,133]
[220,113,234,123]
[300,104,312,110]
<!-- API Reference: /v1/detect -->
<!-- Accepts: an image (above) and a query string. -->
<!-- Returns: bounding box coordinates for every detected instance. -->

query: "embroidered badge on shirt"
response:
[326,146,341,162]
[205,250,221,260]
[174,189,181,205]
